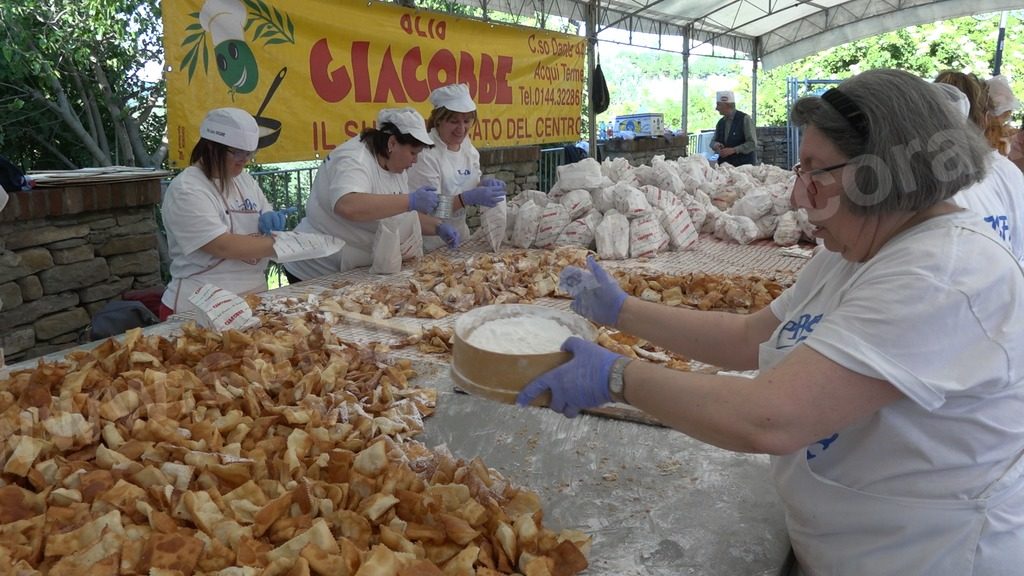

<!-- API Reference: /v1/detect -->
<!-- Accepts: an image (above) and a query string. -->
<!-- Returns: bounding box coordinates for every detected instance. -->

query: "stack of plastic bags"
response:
[487,154,815,260]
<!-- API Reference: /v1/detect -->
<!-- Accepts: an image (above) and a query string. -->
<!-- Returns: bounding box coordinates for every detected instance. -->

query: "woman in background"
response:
[161,107,292,319]
[407,83,506,251]
[284,107,458,282]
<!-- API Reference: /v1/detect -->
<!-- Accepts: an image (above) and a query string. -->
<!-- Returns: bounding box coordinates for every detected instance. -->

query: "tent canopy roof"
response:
[449,0,1021,68]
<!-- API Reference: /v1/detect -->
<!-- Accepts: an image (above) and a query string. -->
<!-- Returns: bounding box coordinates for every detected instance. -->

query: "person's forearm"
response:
[616,297,764,370]
[335,193,412,221]
[418,213,443,235]
[622,362,776,452]
[200,233,276,260]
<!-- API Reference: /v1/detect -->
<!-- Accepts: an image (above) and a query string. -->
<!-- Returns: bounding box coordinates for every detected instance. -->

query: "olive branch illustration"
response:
[178,2,295,83]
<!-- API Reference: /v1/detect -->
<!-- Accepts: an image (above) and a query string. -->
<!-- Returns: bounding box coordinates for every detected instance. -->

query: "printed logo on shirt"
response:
[775,313,823,349]
[228,197,260,213]
[984,214,1010,242]
[456,168,472,177]
[806,433,839,460]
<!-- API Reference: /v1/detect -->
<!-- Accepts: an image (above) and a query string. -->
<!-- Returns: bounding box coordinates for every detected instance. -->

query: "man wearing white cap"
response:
[284,107,460,281]
[408,83,506,251]
[710,90,757,166]
[161,107,294,318]
[934,77,1024,264]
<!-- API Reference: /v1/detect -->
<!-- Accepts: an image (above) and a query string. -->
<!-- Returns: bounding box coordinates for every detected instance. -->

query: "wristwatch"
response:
[608,357,632,403]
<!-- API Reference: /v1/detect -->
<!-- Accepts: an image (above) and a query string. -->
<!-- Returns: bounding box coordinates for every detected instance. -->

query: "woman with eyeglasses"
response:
[283,107,456,282]
[518,69,1024,574]
[407,83,506,252]
[160,107,292,319]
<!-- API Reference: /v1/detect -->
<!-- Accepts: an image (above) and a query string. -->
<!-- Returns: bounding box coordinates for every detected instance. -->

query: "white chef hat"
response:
[429,83,476,113]
[377,108,433,145]
[199,0,246,45]
[200,107,259,151]
[716,91,735,104]
[933,82,970,119]
[987,75,1020,116]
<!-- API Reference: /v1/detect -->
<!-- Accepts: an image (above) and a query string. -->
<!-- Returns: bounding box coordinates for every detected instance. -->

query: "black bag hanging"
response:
[591,50,610,115]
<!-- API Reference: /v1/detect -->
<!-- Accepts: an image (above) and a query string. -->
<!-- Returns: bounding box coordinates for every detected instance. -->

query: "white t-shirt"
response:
[161,166,272,314]
[284,137,411,280]
[953,150,1024,263]
[763,212,1024,571]
[407,129,481,251]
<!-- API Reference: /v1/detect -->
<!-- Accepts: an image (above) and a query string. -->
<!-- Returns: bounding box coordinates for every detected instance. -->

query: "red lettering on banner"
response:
[375,46,407,103]
[403,47,429,101]
[458,52,477,95]
[310,39,514,105]
[427,50,458,87]
[400,14,447,40]
[309,38,352,102]
[507,117,531,139]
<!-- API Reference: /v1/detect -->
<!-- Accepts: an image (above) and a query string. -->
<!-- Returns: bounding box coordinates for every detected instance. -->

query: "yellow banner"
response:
[163,0,585,166]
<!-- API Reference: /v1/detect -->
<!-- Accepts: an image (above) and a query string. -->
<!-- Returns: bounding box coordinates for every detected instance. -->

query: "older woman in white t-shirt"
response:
[284,108,457,282]
[407,83,506,251]
[519,69,1024,574]
[160,107,293,319]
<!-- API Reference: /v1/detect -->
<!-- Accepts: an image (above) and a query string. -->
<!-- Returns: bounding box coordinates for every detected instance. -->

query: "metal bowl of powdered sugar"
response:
[451,304,597,405]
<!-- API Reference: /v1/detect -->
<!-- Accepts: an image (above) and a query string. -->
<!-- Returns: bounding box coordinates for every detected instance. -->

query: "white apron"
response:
[169,208,268,315]
[422,158,479,252]
[760,337,1024,575]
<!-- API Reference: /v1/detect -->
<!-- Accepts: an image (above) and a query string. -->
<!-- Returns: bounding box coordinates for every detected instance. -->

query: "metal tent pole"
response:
[682,29,690,143]
[587,0,598,157]
[994,11,1008,75]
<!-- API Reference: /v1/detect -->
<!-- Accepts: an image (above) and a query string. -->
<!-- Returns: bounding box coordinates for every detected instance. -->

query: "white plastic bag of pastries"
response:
[533,203,571,248]
[480,201,508,252]
[629,212,668,258]
[612,182,652,219]
[659,203,699,251]
[512,200,542,248]
[595,209,629,259]
[560,189,594,221]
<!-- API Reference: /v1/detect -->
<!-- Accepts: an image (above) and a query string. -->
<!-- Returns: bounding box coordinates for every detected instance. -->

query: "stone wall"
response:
[0,180,164,363]
[757,126,790,169]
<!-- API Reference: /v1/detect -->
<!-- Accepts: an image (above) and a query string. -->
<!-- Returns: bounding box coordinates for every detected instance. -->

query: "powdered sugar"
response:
[466,316,574,354]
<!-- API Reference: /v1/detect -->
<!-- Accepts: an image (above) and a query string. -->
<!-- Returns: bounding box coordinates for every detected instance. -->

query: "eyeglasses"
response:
[227,147,256,161]
[792,161,851,183]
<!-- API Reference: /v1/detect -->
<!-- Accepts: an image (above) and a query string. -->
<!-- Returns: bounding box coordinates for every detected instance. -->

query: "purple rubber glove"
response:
[460,182,506,208]
[559,255,627,327]
[436,222,461,249]
[258,207,297,235]
[408,186,439,214]
[516,337,621,417]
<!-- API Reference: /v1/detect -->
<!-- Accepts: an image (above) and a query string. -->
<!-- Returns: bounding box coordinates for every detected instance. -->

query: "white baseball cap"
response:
[377,107,433,145]
[716,91,735,104]
[429,83,476,113]
[933,82,970,119]
[200,107,259,151]
[987,75,1020,116]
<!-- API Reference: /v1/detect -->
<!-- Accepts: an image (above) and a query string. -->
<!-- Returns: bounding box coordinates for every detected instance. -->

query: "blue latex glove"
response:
[461,181,506,208]
[408,186,439,214]
[559,255,627,326]
[516,337,622,417]
[258,207,297,235]
[436,222,461,249]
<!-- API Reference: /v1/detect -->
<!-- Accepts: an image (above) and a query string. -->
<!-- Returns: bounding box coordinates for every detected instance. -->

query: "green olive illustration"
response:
[215,40,259,94]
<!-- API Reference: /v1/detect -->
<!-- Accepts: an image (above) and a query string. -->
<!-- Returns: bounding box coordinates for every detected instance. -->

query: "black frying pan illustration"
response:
[255,67,287,149]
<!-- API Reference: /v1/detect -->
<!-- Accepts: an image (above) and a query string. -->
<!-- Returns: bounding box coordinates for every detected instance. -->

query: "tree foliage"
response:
[0,0,166,170]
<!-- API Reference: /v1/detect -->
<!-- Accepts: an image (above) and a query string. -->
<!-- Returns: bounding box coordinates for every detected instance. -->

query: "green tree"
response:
[0,0,166,170]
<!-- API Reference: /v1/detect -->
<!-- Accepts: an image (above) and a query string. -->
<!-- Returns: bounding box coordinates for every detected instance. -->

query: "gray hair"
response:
[792,69,989,215]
